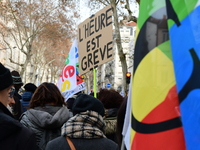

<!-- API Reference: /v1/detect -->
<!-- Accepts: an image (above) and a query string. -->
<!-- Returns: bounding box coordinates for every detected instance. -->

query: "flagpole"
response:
[93,68,97,98]
[120,137,125,150]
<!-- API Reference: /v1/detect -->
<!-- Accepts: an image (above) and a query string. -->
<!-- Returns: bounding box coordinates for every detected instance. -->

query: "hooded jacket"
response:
[20,105,70,150]
[21,91,33,112]
[0,102,38,150]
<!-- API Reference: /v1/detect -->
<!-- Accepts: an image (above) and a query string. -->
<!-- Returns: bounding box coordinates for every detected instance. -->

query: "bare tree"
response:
[0,0,78,79]
[87,0,137,92]
[31,29,71,84]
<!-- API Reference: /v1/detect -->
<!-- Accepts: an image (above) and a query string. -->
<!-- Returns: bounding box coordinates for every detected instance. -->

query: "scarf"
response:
[61,111,106,139]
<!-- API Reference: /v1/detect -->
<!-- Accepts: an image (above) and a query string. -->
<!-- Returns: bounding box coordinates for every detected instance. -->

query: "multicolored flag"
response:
[57,40,85,100]
[166,0,200,149]
[128,0,186,149]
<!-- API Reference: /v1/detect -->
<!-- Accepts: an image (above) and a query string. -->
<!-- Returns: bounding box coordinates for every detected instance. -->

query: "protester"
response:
[98,88,124,143]
[21,83,37,112]
[45,93,119,150]
[7,86,15,113]
[116,97,128,149]
[66,95,76,118]
[0,63,38,150]
[66,91,82,117]
[20,82,70,150]
[11,70,23,120]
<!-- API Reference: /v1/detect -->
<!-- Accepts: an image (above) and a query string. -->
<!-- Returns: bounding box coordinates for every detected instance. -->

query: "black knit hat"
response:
[11,70,23,85]
[0,63,13,91]
[24,83,37,93]
[72,93,105,117]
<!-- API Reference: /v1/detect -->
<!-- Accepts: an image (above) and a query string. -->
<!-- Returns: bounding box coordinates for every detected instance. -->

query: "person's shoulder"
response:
[0,111,32,139]
[19,110,31,127]
[0,110,20,128]
[46,137,119,150]
[76,138,119,150]
[0,112,38,150]
[92,138,119,149]
[48,136,66,143]
[19,110,29,119]
[18,123,34,136]
[46,136,67,150]
[59,105,69,111]
[16,123,38,149]
[56,106,70,119]
[0,111,21,139]
[98,138,118,146]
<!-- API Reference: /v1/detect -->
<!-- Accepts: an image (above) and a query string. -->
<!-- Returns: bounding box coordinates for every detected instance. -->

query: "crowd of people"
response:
[0,63,128,150]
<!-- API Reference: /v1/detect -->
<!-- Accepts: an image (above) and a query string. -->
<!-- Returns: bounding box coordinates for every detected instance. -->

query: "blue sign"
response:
[106,83,111,88]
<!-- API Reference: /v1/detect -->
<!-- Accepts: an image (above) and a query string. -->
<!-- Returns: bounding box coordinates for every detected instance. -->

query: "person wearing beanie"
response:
[11,70,24,120]
[66,91,82,118]
[66,95,76,118]
[45,93,119,150]
[0,63,38,150]
[21,83,37,112]
[98,89,124,143]
[11,70,23,97]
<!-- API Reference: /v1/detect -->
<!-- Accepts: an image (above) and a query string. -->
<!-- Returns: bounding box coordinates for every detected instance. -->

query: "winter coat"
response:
[45,136,119,150]
[104,108,118,143]
[45,111,119,150]
[0,102,38,150]
[13,91,23,120]
[20,91,33,112]
[20,105,70,150]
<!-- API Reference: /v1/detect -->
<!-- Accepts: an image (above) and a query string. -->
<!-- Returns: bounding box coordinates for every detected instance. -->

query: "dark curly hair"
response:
[29,82,66,108]
[98,89,124,109]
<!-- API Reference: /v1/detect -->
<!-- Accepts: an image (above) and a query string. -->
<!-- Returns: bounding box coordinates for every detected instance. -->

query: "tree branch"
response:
[9,58,24,66]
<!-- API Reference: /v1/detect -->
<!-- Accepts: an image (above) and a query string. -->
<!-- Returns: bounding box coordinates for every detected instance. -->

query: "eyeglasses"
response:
[9,87,15,98]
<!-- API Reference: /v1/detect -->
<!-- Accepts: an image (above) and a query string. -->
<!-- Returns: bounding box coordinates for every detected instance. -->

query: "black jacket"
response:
[13,91,23,120]
[45,136,119,150]
[0,102,38,150]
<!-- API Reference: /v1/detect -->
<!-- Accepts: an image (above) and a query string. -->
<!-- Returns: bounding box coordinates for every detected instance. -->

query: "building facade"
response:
[96,22,137,92]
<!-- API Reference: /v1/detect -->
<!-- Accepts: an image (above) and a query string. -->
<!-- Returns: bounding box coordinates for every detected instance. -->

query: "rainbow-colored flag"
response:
[129,0,186,149]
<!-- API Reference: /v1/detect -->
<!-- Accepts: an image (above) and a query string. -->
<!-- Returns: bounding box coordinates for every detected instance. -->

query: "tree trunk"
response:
[39,67,45,84]
[50,66,54,83]
[20,53,31,80]
[33,66,37,84]
[20,42,33,80]
[52,67,57,83]
[110,0,128,92]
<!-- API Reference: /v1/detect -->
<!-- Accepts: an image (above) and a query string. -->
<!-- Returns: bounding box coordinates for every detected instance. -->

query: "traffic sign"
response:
[106,83,111,88]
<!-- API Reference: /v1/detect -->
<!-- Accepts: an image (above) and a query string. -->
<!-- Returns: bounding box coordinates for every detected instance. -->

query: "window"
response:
[162,30,169,42]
